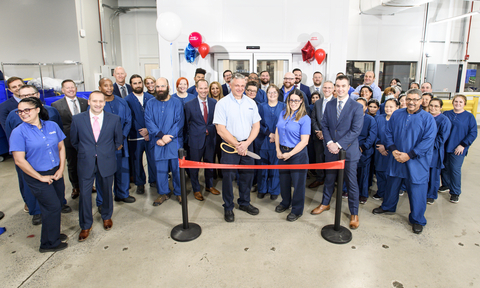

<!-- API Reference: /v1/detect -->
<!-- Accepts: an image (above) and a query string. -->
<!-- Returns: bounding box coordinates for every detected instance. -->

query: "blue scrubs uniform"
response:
[258,101,285,196]
[173,92,197,173]
[125,92,156,186]
[186,85,198,96]
[374,114,392,199]
[382,108,436,226]
[9,120,66,250]
[356,114,377,199]
[441,110,477,196]
[96,96,132,205]
[145,96,184,196]
[276,110,311,216]
[427,114,451,200]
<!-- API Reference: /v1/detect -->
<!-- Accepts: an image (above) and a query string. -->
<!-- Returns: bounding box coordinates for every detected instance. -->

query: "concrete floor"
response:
[1,141,480,288]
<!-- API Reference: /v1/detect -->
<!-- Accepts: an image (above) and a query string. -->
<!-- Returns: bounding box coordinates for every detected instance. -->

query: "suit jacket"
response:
[0,97,19,130]
[113,83,132,98]
[70,111,123,178]
[309,85,324,97]
[222,83,230,96]
[311,96,326,134]
[321,97,364,162]
[51,96,88,147]
[184,97,217,150]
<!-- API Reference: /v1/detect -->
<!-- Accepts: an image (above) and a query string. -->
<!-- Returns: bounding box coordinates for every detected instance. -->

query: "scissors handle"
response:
[220,142,237,154]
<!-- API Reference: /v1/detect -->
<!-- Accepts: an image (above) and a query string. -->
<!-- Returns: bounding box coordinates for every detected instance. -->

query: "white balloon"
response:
[309,32,324,47]
[156,12,182,42]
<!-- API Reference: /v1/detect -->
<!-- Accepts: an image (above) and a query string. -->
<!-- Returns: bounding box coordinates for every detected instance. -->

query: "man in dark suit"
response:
[52,80,88,199]
[221,70,232,96]
[186,68,206,97]
[278,72,310,114]
[185,79,220,201]
[70,91,123,242]
[310,75,364,230]
[293,68,312,103]
[112,66,132,98]
[0,77,24,130]
[309,80,335,188]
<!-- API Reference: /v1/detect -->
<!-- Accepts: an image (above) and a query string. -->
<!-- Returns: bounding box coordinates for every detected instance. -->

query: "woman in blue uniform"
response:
[373,98,398,200]
[440,94,478,203]
[274,89,311,221]
[257,85,286,200]
[9,97,68,253]
[427,98,451,205]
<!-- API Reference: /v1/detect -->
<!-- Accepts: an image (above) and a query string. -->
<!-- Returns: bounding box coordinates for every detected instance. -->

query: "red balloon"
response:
[189,32,202,48]
[198,43,210,58]
[315,49,326,64]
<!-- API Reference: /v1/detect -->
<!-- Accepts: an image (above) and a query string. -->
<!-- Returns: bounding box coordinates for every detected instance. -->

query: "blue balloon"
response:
[185,43,197,63]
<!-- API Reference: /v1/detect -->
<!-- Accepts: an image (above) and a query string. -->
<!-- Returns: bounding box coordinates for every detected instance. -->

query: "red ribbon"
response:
[179,159,345,170]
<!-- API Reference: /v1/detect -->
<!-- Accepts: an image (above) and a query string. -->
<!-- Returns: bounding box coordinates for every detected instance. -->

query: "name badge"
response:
[49,131,57,134]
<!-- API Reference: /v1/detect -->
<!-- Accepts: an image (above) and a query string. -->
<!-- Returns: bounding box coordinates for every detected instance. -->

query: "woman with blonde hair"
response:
[144,76,156,95]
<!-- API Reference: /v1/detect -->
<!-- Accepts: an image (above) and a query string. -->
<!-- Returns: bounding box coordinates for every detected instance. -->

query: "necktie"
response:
[337,100,343,119]
[295,84,298,89]
[121,86,127,98]
[202,101,208,124]
[316,88,320,92]
[71,99,79,115]
[93,116,100,142]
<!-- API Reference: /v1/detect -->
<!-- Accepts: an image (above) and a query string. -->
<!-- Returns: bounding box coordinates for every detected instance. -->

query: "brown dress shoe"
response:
[71,188,80,199]
[153,194,169,206]
[310,204,330,215]
[308,180,324,188]
[194,191,204,201]
[177,195,182,204]
[350,215,359,229]
[103,219,113,230]
[78,227,92,242]
[205,187,220,195]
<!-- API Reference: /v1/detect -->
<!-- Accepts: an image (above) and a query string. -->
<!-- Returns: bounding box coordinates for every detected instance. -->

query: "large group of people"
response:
[0,65,477,253]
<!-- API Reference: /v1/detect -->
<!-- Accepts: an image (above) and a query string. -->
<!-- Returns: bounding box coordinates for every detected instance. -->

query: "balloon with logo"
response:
[309,32,324,47]
[189,32,203,48]
[156,12,182,42]
[314,49,326,65]
[198,43,210,58]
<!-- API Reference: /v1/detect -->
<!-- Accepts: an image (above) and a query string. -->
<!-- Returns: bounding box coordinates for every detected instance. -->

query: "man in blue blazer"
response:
[112,67,132,98]
[222,70,232,96]
[0,77,24,131]
[293,68,312,104]
[184,79,220,200]
[310,75,364,230]
[71,91,123,242]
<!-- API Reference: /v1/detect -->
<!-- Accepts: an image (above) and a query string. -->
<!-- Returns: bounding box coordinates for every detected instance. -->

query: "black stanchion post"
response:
[171,148,202,242]
[321,150,352,244]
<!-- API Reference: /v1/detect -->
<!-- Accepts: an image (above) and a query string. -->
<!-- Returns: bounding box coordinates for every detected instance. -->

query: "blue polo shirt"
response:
[213,93,261,141]
[9,120,66,171]
[277,110,311,148]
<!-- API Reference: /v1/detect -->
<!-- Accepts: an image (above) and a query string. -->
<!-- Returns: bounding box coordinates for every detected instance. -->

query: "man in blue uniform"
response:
[145,77,184,206]
[213,73,261,222]
[96,78,135,207]
[125,75,156,195]
[372,89,436,234]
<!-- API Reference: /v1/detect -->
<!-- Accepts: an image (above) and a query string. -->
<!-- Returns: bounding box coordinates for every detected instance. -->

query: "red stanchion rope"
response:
[178,159,345,170]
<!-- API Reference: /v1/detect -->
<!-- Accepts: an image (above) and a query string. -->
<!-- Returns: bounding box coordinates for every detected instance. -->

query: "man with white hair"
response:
[113,66,132,98]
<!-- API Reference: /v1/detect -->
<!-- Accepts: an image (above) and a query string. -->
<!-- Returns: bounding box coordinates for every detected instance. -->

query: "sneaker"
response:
[342,192,348,199]
[61,205,72,214]
[449,194,459,203]
[438,186,450,193]
[427,198,434,205]
[257,193,265,199]
[372,194,382,200]
[359,196,368,204]
[399,190,405,196]
[32,214,42,226]
[59,233,69,243]
[39,242,68,253]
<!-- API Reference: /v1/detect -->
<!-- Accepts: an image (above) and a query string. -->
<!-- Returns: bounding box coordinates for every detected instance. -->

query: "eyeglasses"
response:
[289,99,302,104]
[20,93,38,98]
[16,107,35,115]
[406,98,421,102]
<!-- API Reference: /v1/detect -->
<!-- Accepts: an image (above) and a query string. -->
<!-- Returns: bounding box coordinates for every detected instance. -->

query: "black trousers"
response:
[65,146,79,189]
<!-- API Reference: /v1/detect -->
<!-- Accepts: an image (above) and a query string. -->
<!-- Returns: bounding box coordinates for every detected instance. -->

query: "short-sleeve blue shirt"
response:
[276,110,311,148]
[9,120,66,171]
[213,93,261,141]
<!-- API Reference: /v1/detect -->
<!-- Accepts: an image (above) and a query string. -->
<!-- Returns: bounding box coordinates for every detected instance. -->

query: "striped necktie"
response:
[337,100,343,119]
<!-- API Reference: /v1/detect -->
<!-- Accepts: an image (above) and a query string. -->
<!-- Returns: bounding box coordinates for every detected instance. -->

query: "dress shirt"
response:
[66,96,81,115]
[323,95,333,114]
[89,110,104,131]
[197,96,209,117]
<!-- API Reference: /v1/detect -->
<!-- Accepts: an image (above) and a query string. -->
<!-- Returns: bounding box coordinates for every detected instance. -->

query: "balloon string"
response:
[170,42,175,94]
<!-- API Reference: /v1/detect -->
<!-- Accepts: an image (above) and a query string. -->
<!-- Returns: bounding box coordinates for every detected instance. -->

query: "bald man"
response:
[113,67,132,98]
[351,71,382,102]
[279,72,310,114]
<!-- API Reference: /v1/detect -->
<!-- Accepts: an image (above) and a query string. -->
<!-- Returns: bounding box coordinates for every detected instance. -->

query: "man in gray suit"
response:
[52,80,88,199]
[308,80,334,188]
[309,71,324,96]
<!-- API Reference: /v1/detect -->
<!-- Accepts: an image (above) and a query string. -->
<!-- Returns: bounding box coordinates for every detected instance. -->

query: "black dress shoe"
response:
[286,213,302,222]
[270,194,278,200]
[59,233,69,243]
[32,214,42,225]
[412,223,423,234]
[136,185,145,195]
[39,242,68,253]
[275,204,287,213]
[114,196,136,203]
[61,205,72,214]
[0,211,4,220]
[257,193,265,199]
[149,182,157,188]
[372,207,387,215]
[239,204,259,215]
[97,206,102,214]
[224,210,234,222]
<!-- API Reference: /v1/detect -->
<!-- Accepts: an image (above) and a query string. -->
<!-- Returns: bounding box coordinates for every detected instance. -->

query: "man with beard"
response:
[259,71,270,92]
[96,78,135,209]
[293,68,312,103]
[222,70,232,96]
[279,72,310,114]
[125,75,156,195]
[145,78,184,206]
[309,71,324,96]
